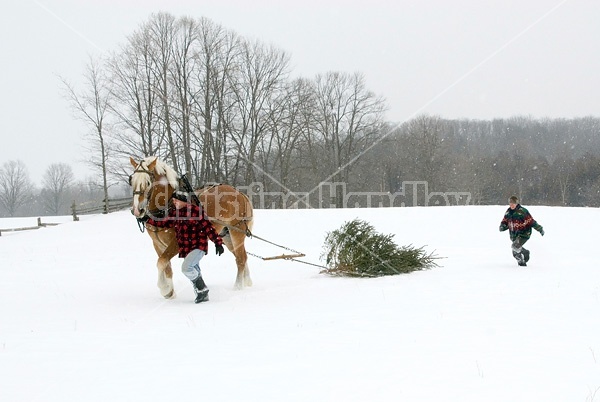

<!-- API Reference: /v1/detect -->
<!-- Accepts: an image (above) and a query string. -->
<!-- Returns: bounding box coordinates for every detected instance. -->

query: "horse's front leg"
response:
[148,228,178,299]
[157,256,175,299]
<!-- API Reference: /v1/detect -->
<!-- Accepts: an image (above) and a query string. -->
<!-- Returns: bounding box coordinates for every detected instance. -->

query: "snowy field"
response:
[1,206,599,402]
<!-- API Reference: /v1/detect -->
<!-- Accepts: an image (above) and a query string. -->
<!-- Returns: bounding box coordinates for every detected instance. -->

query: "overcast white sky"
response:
[1,0,599,183]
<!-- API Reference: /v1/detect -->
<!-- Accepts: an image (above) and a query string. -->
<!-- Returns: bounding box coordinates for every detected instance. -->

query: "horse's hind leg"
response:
[229,229,252,289]
[242,260,252,287]
[221,230,243,289]
[234,256,251,290]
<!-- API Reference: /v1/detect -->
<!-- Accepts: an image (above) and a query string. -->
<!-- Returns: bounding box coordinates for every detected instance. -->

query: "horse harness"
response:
[131,167,248,235]
[131,167,318,267]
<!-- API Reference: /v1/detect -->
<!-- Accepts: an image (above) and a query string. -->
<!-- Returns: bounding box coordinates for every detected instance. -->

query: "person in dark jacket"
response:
[148,190,224,303]
[499,196,544,266]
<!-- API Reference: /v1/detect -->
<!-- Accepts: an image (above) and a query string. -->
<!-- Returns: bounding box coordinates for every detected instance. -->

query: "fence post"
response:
[71,201,79,221]
[37,217,42,227]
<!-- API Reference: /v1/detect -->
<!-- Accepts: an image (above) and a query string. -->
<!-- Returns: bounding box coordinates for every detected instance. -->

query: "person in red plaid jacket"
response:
[147,190,224,303]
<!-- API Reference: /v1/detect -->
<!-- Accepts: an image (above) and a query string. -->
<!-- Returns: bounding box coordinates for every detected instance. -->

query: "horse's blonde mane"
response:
[146,157,179,189]
[132,156,180,190]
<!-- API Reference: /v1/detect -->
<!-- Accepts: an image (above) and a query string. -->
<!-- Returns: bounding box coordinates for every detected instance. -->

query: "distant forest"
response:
[1,13,599,217]
[257,114,600,208]
[371,115,600,207]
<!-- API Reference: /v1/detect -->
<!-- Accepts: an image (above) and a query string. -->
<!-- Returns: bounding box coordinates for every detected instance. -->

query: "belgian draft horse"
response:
[129,156,254,298]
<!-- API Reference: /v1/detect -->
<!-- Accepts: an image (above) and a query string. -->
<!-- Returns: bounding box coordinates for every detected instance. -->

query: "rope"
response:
[247,232,303,256]
[284,258,329,270]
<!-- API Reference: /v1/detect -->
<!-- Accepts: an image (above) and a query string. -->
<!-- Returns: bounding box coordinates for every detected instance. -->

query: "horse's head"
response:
[129,156,178,219]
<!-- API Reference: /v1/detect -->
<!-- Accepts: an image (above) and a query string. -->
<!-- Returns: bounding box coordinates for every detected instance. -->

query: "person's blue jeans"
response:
[181,249,205,281]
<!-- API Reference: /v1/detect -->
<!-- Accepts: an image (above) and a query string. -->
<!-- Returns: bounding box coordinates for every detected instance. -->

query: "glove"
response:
[215,244,224,256]
[539,228,545,236]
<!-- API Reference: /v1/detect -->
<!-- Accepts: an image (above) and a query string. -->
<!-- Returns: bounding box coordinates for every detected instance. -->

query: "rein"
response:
[136,216,148,233]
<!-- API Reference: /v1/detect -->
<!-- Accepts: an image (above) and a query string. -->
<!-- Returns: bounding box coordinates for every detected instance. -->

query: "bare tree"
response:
[261,78,314,194]
[170,16,200,177]
[311,72,387,207]
[231,40,290,184]
[41,163,74,215]
[0,160,33,217]
[109,24,164,159]
[147,12,179,173]
[405,114,445,192]
[191,18,241,184]
[61,56,112,213]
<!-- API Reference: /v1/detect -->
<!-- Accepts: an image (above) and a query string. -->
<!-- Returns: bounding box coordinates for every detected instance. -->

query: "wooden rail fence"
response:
[71,197,132,221]
[0,218,60,236]
[0,197,132,236]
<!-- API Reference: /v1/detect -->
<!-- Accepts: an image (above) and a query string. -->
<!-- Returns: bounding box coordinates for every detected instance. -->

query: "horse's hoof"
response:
[163,290,176,299]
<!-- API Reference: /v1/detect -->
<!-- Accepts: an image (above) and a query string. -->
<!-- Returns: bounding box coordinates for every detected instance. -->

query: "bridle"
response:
[129,163,155,195]
[130,162,158,232]
[129,160,194,233]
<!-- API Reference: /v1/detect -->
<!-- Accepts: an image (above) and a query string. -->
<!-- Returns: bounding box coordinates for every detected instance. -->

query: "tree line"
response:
[3,13,599,217]
[371,115,600,207]
[0,161,129,217]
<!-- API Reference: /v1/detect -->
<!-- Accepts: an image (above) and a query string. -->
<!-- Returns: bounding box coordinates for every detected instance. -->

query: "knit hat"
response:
[508,195,519,204]
[172,190,191,202]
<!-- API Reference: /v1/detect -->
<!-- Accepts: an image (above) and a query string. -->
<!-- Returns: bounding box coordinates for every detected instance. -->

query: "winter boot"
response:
[192,276,209,303]
[513,250,527,267]
[522,249,530,263]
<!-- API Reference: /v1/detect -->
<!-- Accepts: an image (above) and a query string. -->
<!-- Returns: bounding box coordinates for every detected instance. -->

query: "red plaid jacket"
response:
[147,204,222,258]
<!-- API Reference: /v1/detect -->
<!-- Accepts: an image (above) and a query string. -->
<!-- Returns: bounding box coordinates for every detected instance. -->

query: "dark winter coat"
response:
[499,204,544,241]
[147,204,222,258]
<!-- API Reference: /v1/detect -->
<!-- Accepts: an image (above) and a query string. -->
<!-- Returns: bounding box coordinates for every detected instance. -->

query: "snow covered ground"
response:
[1,206,599,402]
